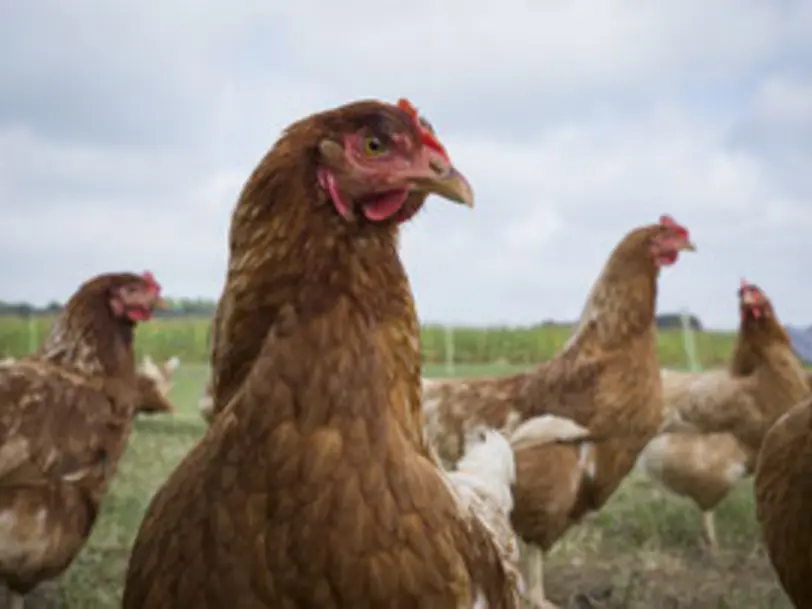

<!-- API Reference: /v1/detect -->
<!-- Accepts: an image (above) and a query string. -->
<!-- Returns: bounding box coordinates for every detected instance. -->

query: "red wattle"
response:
[361,191,409,222]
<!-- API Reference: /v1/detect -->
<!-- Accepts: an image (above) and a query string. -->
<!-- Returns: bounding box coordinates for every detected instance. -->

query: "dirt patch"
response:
[544,545,790,608]
[0,581,60,609]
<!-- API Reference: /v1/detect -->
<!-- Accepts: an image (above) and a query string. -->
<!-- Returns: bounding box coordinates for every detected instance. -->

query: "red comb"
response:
[739,279,765,302]
[141,271,161,292]
[397,98,449,161]
[659,214,689,238]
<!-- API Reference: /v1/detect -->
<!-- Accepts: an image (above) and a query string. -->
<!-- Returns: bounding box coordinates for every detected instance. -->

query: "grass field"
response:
[0,315,739,369]
[6,362,790,609]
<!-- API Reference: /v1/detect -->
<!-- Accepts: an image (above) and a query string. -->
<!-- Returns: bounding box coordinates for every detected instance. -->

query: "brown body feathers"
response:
[422,217,695,605]
[755,393,812,608]
[123,99,520,608]
[0,272,162,602]
[134,356,179,415]
[639,282,809,551]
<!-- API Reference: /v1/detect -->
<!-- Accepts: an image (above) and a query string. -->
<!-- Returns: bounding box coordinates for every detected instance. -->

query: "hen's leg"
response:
[9,591,25,609]
[702,510,719,552]
[522,543,559,609]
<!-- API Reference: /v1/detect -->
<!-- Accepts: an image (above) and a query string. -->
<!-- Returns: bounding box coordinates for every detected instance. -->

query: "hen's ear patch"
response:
[110,293,125,317]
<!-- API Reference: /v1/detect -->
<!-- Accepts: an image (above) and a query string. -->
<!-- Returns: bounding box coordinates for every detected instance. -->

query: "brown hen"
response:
[134,373,174,416]
[755,391,812,607]
[0,271,164,609]
[422,216,695,607]
[639,280,809,552]
[122,98,527,609]
[134,355,179,415]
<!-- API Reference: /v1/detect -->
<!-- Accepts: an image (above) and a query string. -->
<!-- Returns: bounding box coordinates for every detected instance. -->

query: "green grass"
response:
[0,315,739,369]
[15,362,789,608]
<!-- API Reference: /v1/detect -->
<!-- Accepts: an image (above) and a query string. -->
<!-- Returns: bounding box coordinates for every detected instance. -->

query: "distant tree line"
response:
[537,312,702,331]
[537,313,703,331]
[654,313,703,331]
[0,298,704,330]
[0,298,217,318]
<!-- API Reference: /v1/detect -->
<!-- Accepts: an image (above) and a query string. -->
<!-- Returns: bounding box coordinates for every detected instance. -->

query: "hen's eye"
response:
[363,136,387,156]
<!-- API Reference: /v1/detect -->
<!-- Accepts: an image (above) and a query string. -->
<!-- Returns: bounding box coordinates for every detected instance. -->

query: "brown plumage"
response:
[134,355,179,415]
[135,373,173,414]
[422,216,696,608]
[0,271,164,609]
[134,374,173,415]
[755,392,812,608]
[123,98,525,609]
[205,101,447,450]
[639,281,810,552]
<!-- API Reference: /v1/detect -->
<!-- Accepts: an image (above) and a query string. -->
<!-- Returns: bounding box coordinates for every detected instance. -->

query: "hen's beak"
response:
[411,151,474,208]
[681,240,697,252]
[741,291,756,307]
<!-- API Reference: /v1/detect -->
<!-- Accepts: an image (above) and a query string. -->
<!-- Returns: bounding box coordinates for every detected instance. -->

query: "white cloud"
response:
[751,76,812,125]
[0,0,810,330]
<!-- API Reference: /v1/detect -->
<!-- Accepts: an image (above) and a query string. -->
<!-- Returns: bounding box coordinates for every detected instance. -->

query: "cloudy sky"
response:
[1,1,810,330]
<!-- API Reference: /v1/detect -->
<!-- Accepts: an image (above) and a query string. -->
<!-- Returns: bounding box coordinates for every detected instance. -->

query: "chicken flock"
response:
[0,98,809,609]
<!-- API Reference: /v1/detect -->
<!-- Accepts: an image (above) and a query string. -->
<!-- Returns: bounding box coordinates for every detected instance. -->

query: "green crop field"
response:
[0,361,789,609]
[0,315,738,369]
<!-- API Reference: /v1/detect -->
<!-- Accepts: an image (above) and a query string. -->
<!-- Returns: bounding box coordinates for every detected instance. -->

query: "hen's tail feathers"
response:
[164,356,181,373]
[139,355,161,380]
[509,414,592,451]
[508,413,640,448]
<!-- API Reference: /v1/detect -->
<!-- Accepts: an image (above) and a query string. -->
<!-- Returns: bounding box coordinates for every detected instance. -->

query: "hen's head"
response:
[648,215,696,267]
[738,279,773,322]
[108,272,166,324]
[284,98,473,225]
[68,271,166,325]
